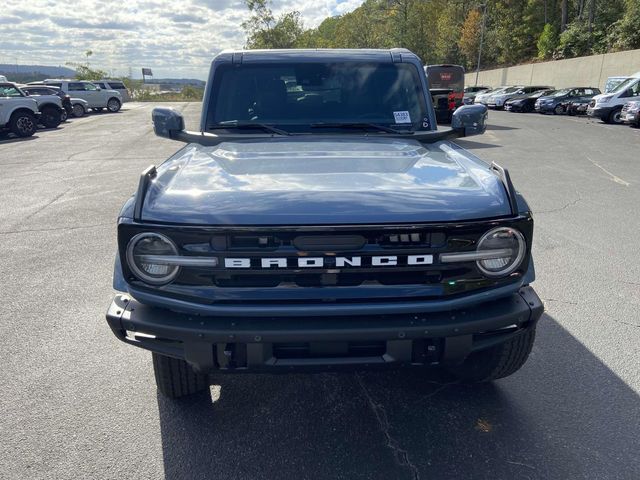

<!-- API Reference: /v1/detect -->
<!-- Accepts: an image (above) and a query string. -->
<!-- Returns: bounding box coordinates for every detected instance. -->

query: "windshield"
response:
[611,77,638,94]
[500,87,522,94]
[207,62,428,132]
[530,90,552,98]
[550,89,571,97]
[0,85,24,97]
[605,77,628,93]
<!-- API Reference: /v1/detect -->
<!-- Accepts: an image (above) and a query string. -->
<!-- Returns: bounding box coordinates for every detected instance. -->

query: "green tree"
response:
[242,0,304,48]
[537,23,558,59]
[608,0,640,51]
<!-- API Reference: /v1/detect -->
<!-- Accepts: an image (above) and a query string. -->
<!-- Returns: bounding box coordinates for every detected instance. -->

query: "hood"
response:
[592,93,614,103]
[537,95,561,103]
[140,137,511,225]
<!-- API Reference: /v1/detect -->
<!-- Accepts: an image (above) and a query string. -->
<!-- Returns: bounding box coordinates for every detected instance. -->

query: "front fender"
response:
[112,251,127,292]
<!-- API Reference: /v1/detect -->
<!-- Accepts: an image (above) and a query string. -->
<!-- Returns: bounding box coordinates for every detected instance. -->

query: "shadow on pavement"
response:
[157,314,639,480]
[0,134,38,145]
[486,124,519,131]
[453,139,501,150]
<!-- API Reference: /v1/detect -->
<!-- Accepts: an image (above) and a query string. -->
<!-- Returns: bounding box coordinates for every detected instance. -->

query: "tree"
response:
[607,0,640,52]
[537,23,558,59]
[458,9,482,69]
[242,0,304,48]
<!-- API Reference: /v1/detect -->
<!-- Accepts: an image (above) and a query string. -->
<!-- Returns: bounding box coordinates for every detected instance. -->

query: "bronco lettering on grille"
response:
[223,255,434,269]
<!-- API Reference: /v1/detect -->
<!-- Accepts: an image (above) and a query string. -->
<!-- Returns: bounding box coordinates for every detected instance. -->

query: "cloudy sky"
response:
[1,0,363,79]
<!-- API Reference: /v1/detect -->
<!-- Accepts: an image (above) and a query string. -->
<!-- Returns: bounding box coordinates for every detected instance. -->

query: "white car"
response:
[37,79,122,112]
[94,79,131,102]
[0,83,39,137]
[474,86,509,105]
[70,97,90,118]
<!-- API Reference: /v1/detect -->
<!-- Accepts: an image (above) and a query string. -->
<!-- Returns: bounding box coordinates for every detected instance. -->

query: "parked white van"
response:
[588,71,640,124]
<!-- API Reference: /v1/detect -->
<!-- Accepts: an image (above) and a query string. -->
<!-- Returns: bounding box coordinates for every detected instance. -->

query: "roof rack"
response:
[133,165,157,222]
[490,162,519,216]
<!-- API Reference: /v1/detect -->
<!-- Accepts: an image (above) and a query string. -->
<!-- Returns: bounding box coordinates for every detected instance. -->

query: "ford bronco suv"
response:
[106,49,543,399]
[0,83,40,137]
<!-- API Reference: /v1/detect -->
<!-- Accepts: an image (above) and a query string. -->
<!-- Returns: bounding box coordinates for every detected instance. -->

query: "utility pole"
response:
[474,3,487,87]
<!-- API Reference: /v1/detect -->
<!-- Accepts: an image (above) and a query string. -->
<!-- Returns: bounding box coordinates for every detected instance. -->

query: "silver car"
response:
[38,79,122,112]
[94,79,131,102]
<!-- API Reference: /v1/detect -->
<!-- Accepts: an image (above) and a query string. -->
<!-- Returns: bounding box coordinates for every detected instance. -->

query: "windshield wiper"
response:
[209,121,290,136]
[310,122,411,134]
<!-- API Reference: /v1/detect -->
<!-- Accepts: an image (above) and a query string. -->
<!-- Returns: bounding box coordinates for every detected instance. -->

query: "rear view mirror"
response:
[152,107,185,139]
[451,104,488,137]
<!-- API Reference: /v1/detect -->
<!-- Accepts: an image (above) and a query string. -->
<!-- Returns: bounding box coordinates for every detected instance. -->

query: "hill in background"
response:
[0,64,77,83]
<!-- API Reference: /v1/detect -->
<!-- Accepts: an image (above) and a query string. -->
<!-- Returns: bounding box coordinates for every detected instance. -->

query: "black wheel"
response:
[106,98,121,112]
[9,111,37,137]
[152,352,209,398]
[607,108,623,124]
[72,104,85,117]
[40,106,62,128]
[61,110,68,122]
[446,327,536,382]
[554,104,564,115]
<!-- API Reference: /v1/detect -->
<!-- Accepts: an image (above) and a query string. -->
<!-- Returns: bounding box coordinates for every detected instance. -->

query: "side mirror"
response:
[451,104,488,137]
[152,107,185,139]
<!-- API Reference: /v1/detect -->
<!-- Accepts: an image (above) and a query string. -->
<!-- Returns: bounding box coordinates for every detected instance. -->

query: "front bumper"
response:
[106,286,544,373]
[535,103,555,113]
[587,105,613,119]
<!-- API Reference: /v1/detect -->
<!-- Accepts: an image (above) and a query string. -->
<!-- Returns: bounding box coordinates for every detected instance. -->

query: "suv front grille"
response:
[119,219,532,301]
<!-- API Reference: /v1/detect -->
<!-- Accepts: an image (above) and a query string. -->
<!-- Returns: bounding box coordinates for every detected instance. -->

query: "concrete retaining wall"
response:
[465,49,640,90]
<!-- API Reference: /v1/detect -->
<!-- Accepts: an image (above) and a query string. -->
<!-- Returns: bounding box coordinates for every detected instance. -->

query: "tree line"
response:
[242,0,640,70]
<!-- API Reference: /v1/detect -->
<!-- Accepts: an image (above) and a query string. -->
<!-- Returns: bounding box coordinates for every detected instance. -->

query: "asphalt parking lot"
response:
[1,104,639,480]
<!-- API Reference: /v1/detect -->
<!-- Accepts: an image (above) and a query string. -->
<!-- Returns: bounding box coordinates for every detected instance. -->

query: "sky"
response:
[1,0,363,79]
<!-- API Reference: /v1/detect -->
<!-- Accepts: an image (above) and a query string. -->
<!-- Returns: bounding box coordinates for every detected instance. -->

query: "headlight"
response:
[126,232,180,284]
[475,227,526,277]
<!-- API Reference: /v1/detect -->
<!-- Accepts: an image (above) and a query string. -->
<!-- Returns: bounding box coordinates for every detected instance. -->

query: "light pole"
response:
[474,3,487,87]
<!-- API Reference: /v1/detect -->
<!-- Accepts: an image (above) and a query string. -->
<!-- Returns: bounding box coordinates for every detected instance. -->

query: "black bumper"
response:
[587,105,613,119]
[106,287,543,373]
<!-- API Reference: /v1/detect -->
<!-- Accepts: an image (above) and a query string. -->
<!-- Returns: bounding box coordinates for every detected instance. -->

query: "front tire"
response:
[106,98,121,113]
[40,106,62,128]
[152,352,209,398]
[606,107,623,124]
[72,104,85,118]
[447,327,536,382]
[554,104,564,115]
[9,111,37,137]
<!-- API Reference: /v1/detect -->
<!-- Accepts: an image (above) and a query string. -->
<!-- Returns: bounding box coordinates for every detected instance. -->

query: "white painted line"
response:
[586,156,631,186]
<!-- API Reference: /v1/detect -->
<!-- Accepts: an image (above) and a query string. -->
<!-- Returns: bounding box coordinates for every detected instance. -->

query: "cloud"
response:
[3,0,363,79]
[166,13,209,24]
[51,17,141,30]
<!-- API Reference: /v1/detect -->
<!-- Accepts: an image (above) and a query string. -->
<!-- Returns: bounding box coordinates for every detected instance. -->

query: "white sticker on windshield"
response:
[393,111,412,124]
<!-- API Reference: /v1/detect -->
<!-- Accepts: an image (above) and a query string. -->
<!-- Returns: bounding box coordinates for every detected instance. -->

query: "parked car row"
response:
[1,79,129,138]
[469,71,640,127]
